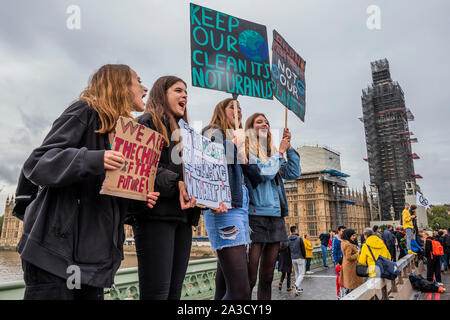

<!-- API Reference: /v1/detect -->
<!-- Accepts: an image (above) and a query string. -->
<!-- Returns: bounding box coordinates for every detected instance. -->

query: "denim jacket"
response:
[248,148,301,217]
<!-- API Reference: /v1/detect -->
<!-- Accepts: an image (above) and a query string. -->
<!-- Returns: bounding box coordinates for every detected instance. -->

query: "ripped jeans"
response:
[203,186,251,251]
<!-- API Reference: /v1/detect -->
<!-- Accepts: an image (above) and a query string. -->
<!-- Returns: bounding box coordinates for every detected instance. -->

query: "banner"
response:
[100,117,164,201]
[179,119,232,209]
[190,3,273,100]
[271,30,306,121]
[416,192,430,209]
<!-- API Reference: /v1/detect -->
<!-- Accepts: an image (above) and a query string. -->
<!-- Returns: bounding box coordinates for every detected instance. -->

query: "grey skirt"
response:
[249,215,288,243]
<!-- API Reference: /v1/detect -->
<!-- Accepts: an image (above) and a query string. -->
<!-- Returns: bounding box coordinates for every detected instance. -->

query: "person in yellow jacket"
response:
[402,203,417,255]
[303,235,314,274]
[358,228,391,277]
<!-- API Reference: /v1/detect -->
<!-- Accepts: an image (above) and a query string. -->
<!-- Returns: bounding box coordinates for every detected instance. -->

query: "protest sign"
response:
[190,3,273,100]
[179,119,232,210]
[271,30,306,122]
[100,117,164,201]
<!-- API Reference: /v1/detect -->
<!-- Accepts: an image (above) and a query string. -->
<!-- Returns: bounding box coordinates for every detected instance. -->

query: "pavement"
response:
[251,266,339,300]
[252,264,450,300]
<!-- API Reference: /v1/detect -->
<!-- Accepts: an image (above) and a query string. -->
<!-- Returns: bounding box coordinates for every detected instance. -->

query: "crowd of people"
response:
[278,202,449,300]
[13,64,449,300]
[15,64,302,300]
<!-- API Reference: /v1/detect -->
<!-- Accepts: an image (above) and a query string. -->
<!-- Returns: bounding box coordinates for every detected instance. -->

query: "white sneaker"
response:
[306,271,314,275]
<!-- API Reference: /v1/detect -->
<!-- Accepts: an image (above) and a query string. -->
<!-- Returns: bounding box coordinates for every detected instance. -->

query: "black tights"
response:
[279,272,291,289]
[133,220,192,300]
[214,245,250,300]
[248,242,280,300]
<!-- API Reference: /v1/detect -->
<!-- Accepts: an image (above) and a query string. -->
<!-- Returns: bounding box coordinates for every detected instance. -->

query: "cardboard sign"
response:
[271,30,306,121]
[179,119,232,210]
[100,117,164,201]
[190,3,273,100]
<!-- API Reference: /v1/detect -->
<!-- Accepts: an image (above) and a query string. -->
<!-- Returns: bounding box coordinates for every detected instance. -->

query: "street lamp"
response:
[390,205,395,227]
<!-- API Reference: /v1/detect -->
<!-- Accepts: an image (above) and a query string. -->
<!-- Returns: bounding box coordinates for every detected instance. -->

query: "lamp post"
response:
[390,205,395,227]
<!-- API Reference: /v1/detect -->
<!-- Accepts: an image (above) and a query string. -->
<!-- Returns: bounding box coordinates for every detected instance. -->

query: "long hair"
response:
[205,98,242,136]
[80,64,134,134]
[144,76,188,147]
[244,113,277,162]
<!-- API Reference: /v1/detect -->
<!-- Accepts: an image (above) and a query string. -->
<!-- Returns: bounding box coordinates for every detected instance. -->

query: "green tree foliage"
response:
[0,215,3,235]
[427,206,450,230]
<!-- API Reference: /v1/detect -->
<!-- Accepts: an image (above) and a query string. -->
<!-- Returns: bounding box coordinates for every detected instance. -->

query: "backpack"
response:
[367,245,400,280]
[426,238,444,257]
[12,169,39,221]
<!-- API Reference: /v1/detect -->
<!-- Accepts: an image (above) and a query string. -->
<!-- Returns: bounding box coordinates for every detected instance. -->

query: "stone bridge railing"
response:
[0,246,332,300]
[341,254,423,300]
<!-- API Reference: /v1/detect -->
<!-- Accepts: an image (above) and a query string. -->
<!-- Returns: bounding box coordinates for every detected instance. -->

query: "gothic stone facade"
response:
[0,196,23,250]
[284,174,372,246]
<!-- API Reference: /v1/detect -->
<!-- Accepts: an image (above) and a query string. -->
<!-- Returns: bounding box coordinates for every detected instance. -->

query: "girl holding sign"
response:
[202,98,263,300]
[17,64,159,300]
[245,113,301,300]
[129,76,200,300]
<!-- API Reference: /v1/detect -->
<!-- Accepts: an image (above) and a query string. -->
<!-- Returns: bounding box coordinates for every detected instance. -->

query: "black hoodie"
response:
[18,100,129,288]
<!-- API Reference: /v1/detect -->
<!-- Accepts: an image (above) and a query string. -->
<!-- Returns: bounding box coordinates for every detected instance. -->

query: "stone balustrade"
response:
[0,246,332,300]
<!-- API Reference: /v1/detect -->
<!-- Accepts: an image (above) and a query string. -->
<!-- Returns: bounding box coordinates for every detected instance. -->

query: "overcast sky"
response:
[1,0,449,213]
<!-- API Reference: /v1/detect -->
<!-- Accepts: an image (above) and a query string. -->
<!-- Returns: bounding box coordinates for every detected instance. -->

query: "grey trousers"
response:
[292,259,305,289]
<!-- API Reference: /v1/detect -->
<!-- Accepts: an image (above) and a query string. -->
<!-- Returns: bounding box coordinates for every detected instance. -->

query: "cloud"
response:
[0,0,449,205]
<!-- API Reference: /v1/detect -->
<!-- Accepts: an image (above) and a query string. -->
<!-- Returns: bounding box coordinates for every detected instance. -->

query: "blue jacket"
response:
[248,148,301,217]
[202,125,262,208]
[382,229,395,248]
[332,236,343,264]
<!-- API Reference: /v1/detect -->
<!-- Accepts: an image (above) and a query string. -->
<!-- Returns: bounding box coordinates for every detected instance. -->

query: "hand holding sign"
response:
[283,127,291,142]
[104,150,125,170]
[178,181,197,210]
[233,128,248,165]
[279,138,290,154]
[212,202,228,214]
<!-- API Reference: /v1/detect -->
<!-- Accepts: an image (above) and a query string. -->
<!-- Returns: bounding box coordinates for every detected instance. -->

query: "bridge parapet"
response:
[0,247,333,300]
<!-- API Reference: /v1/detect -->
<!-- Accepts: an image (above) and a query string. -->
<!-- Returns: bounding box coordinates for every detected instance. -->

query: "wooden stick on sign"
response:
[285,107,288,129]
[232,93,239,130]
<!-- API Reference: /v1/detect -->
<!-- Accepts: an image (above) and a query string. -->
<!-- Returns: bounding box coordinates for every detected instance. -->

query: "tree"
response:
[0,215,3,235]
[427,206,450,230]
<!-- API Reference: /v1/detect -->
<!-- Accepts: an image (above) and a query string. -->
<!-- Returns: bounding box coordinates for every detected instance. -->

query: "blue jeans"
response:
[320,245,328,267]
[406,228,415,251]
[204,186,251,251]
[305,258,312,272]
[441,254,448,271]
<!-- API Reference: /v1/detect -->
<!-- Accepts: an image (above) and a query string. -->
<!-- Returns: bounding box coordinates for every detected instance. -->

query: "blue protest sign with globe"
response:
[238,30,269,62]
[190,3,273,100]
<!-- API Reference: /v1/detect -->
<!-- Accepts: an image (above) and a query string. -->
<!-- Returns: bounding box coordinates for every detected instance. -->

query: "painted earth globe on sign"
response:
[238,30,269,62]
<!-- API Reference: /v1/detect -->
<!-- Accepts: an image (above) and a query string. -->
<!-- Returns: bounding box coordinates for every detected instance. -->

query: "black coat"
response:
[278,244,292,273]
[18,100,128,288]
[127,113,200,225]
